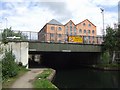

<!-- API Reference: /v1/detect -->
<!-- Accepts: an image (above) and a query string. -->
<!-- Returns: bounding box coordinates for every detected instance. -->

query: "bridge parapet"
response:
[29,41,102,52]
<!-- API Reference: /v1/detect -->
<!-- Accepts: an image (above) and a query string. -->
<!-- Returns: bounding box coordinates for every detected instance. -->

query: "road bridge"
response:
[29,41,102,52]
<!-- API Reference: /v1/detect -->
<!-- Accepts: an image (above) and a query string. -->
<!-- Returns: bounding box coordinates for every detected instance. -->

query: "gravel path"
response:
[11,69,43,88]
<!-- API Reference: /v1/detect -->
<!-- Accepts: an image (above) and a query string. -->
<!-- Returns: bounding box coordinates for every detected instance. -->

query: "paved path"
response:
[11,69,43,88]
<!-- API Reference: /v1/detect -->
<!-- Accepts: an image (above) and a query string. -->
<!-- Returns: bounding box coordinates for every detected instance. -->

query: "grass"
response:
[33,68,58,89]
[33,79,58,89]
[2,66,29,88]
[36,69,52,79]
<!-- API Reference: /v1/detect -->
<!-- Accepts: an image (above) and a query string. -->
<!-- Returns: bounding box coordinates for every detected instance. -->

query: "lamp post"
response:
[5,18,8,29]
[100,8,105,37]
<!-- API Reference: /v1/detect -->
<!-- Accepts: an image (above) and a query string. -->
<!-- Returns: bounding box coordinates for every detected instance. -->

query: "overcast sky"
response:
[0,0,119,35]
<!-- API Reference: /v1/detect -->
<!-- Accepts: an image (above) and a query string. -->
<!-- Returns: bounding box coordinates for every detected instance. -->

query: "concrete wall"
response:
[0,41,28,67]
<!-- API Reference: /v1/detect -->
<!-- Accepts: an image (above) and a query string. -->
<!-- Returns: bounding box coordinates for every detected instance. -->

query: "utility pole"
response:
[100,8,105,37]
[4,18,8,38]
[5,18,8,29]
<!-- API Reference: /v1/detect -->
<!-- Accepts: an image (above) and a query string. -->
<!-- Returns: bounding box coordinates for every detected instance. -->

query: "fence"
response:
[0,29,103,44]
[0,29,38,41]
[38,33,103,44]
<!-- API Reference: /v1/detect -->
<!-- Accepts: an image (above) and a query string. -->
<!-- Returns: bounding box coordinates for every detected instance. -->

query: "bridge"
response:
[28,41,103,68]
[29,41,102,52]
[0,29,103,68]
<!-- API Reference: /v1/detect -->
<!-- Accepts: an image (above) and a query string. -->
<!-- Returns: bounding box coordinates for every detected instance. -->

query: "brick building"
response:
[38,19,101,44]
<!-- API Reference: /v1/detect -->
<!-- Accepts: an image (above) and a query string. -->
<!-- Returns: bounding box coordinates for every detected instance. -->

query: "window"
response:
[65,30,68,34]
[88,24,91,27]
[92,36,94,40]
[50,33,54,37]
[79,29,82,33]
[65,26,68,29]
[88,36,90,40]
[51,27,54,30]
[58,27,62,31]
[88,30,90,34]
[70,32,72,35]
[74,29,76,33]
[58,34,62,37]
[83,23,86,26]
[74,26,76,30]
[70,26,72,33]
[66,32,69,35]
[92,30,95,34]
[84,30,86,34]
[84,36,87,40]
[74,32,77,36]
[74,26,76,33]
[70,21,72,26]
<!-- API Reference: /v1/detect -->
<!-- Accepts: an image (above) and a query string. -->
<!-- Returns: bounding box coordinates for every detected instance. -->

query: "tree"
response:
[116,24,120,50]
[103,27,117,51]
[2,27,28,43]
[103,26,117,63]
[103,24,120,64]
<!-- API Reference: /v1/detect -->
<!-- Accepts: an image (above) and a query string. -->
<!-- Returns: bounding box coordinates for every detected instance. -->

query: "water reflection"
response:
[53,68,119,88]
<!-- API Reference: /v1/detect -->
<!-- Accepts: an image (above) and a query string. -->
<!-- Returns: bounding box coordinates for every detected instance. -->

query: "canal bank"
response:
[86,64,120,71]
[32,68,58,89]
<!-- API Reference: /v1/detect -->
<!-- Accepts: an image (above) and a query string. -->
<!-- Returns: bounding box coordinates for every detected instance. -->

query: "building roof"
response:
[76,19,96,27]
[64,20,76,26]
[47,19,63,25]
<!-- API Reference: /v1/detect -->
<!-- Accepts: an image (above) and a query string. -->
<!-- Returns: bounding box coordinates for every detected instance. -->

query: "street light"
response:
[100,8,105,37]
[5,18,8,29]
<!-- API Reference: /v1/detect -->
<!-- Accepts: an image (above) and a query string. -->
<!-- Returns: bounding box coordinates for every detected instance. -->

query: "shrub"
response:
[18,62,23,67]
[2,50,19,80]
[100,51,110,64]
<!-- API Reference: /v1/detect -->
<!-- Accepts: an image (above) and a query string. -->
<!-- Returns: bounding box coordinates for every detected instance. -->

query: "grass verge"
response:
[2,66,29,88]
[33,68,58,89]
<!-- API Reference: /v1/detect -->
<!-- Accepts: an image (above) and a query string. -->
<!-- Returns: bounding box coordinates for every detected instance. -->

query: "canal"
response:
[52,67,119,89]
[29,52,119,89]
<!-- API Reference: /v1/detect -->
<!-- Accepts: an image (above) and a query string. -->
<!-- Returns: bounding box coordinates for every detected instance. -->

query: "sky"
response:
[0,0,119,35]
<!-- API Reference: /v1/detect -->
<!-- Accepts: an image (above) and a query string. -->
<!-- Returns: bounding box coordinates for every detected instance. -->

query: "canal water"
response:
[52,67,119,89]
[29,52,120,89]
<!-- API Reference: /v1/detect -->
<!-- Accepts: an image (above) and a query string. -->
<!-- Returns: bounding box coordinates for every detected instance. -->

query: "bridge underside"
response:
[29,51,101,69]
[29,42,102,52]
[29,42,102,68]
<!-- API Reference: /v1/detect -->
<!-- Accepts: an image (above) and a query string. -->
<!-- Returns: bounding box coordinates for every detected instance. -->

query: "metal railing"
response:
[0,29,38,41]
[38,33,103,44]
[0,29,103,44]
